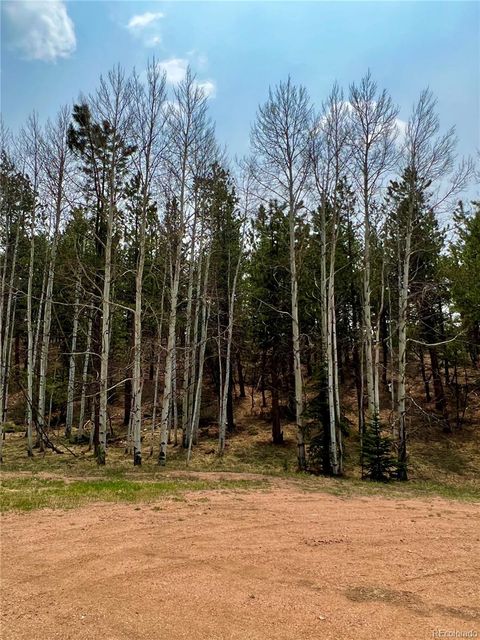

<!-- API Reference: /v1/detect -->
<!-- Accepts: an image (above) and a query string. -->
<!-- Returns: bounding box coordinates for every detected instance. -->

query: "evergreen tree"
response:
[361,415,398,482]
[248,201,290,444]
[450,201,480,367]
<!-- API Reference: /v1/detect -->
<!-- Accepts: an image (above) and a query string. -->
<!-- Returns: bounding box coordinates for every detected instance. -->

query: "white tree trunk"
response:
[218,227,243,455]
[181,209,198,443]
[150,267,166,456]
[331,302,343,473]
[363,190,377,422]
[158,249,181,465]
[187,250,211,463]
[77,310,93,441]
[373,254,385,415]
[2,299,16,432]
[327,230,340,475]
[171,344,178,446]
[37,229,60,443]
[319,201,328,362]
[32,259,47,382]
[132,207,147,466]
[397,203,412,480]
[24,197,37,455]
[0,222,20,434]
[98,198,114,464]
[37,113,68,449]
[65,275,81,439]
[185,222,204,448]
[289,200,306,470]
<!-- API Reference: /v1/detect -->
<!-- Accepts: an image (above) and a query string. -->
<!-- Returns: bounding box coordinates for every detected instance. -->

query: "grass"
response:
[291,474,480,502]
[0,476,264,512]
[1,413,479,510]
[2,469,478,514]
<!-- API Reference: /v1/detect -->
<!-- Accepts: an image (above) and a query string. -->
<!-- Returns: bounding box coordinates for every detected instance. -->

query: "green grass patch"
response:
[0,476,264,512]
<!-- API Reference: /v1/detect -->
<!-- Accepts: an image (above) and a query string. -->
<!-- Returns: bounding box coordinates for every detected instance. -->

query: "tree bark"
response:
[65,273,81,439]
[77,310,93,441]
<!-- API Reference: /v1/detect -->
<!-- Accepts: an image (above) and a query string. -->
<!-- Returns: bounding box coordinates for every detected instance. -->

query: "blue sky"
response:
[1,1,479,174]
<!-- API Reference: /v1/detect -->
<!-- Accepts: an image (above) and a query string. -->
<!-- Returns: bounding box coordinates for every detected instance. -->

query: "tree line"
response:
[1,62,478,479]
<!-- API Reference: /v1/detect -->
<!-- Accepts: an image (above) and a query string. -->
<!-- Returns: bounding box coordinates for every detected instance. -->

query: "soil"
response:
[1,486,479,640]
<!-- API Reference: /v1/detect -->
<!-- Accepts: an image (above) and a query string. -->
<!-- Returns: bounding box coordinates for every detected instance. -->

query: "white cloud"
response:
[3,0,76,62]
[145,35,162,48]
[157,55,216,99]
[197,80,216,99]
[127,11,164,31]
[126,11,163,47]
[158,58,188,84]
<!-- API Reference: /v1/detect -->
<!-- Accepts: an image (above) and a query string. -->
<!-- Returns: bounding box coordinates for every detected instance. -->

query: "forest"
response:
[1,63,479,483]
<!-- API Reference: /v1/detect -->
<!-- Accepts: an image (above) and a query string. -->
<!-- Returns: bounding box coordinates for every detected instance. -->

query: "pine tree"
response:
[362,415,397,482]
[450,201,480,367]
[248,201,290,444]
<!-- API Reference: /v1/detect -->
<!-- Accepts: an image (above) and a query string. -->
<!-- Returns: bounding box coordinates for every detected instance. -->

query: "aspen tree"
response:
[17,115,42,454]
[77,308,93,441]
[130,62,167,465]
[68,68,134,463]
[311,84,350,475]
[250,78,313,470]
[65,246,83,439]
[394,90,470,478]
[37,108,71,441]
[158,69,216,465]
[348,72,398,421]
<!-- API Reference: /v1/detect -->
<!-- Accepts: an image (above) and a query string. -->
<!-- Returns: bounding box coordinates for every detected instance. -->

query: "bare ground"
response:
[1,486,479,640]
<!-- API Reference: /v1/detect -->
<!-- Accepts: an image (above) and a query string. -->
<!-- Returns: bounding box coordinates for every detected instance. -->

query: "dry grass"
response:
[2,387,479,508]
[2,413,479,508]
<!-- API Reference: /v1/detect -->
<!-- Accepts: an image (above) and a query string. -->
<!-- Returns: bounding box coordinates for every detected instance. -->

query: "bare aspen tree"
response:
[0,136,17,448]
[171,345,178,445]
[218,227,244,454]
[150,262,167,456]
[158,231,179,465]
[349,72,399,421]
[65,250,83,439]
[32,257,47,388]
[181,136,217,449]
[373,245,386,416]
[251,77,313,470]
[184,212,204,448]
[2,293,17,429]
[395,89,471,478]
[181,202,198,446]
[130,62,167,465]
[37,108,71,442]
[16,115,42,454]
[185,172,219,449]
[0,124,13,384]
[77,307,93,441]
[0,207,20,441]
[158,68,215,466]
[311,84,350,475]
[187,247,211,462]
[92,68,133,464]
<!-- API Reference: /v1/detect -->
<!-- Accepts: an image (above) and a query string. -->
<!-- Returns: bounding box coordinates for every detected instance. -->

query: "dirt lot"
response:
[1,486,479,640]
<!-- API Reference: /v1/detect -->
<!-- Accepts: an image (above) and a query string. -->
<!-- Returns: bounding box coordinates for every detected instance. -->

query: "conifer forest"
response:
[2,67,478,479]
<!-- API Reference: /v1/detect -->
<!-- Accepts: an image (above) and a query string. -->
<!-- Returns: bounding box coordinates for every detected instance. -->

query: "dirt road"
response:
[1,487,479,640]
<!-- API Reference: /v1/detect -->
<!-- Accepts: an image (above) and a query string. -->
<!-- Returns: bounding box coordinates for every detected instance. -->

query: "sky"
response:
[1,0,479,191]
